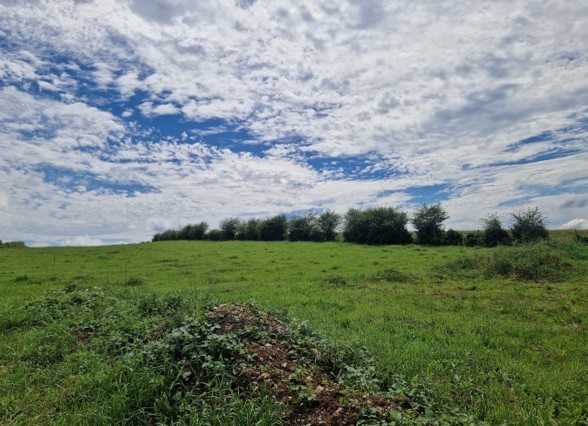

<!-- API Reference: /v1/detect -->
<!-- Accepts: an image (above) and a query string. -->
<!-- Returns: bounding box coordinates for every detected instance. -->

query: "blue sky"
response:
[1,0,587,246]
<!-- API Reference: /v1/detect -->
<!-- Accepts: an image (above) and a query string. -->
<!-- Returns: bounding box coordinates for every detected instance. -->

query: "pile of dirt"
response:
[205,303,414,425]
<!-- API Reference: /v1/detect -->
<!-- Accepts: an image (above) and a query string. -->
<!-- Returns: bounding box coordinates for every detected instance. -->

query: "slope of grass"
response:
[1,239,587,424]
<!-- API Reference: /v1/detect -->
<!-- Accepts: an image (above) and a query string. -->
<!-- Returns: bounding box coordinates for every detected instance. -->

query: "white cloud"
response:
[561,219,588,230]
[61,235,107,247]
[0,0,587,244]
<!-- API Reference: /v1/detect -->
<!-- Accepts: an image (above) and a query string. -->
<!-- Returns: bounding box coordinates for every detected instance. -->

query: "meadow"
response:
[0,232,587,424]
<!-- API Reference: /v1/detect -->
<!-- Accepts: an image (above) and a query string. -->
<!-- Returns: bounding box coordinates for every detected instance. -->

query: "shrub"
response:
[464,232,483,247]
[242,218,261,241]
[288,212,317,242]
[510,207,549,243]
[0,241,27,249]
[440,242,570,281]
[153,222,208,242]
[411,203,448,245]
[575,230,588,244]
[318,210,341,242]
[480,214,511,247]
[483,243,567,280]
[207,229,222,241]
[343,207,412,245]
[444,229,463,246]
[220,218,240,241]
[259,214,287,241]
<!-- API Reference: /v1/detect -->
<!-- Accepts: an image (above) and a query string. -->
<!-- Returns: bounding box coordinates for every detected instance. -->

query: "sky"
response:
[1,0,587,247]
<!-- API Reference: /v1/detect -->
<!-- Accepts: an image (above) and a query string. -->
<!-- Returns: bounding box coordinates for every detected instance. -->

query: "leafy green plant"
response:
[510,207,549,243]
[411,203,448,245]
[440,241,571,281]
[480,213,511,247]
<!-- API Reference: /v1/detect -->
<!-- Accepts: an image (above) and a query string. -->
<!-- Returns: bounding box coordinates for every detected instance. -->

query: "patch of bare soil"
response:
[206,303,414,425]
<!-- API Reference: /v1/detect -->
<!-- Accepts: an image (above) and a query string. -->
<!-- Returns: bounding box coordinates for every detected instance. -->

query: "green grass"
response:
[1,236,587,424]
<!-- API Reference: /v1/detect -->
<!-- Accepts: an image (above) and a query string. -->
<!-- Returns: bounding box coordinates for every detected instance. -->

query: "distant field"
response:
[1,232,587,424]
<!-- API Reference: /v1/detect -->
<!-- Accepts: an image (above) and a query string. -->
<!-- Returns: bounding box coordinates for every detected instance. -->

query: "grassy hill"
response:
[1,235,587,424]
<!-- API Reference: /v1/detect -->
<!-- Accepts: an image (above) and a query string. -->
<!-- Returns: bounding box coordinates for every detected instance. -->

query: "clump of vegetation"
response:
[440,241,572,281]
[123,276,145,286]
[344,206,412,245]
[0,240,27,249]
[443,229,463,246]
[3,287,471,424]
[510,207,549,243]
[575,230,588,244]
[152,222,208,242]
[411,203,449,245]
[288,210,341,242]
[480,213,511,247]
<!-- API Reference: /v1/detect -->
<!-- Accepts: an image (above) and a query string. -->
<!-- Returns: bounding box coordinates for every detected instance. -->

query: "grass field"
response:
[1,233,587,424]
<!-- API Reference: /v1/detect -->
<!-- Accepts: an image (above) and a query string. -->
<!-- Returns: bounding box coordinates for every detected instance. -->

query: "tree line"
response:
[152,204,550,246]
[0,240,26,249]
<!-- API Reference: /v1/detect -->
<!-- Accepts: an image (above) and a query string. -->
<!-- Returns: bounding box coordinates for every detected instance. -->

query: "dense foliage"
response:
[0,240,27,248]
[480,214,511,247]
[510,207,549,243]
[150,205,559,247]
[343,207,412,245]
[411,203,449,245]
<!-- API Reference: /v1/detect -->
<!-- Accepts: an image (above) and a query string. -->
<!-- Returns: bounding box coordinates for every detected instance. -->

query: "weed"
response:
[440,241,574,281]
[13,275,29,283]
[123,276,145,286]
[325,274,349,286]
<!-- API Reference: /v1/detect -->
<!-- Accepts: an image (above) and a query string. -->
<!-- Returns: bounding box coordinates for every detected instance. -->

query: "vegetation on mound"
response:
[438,241,581,281]
[0,287,475,425]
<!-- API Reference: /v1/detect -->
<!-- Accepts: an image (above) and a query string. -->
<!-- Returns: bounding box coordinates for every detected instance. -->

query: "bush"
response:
[0,241,27,249]
[242,218,261,241]
[411,203,448,245]
[258,214,288,241]
[288,213,317,242]
[440,242,570,281]
[207,229,222,241]
[575,230,588,244]
[510,207,549,243]
[153,222,208,242]
[464,232,483,247]
[318,210,341,242]
[444,229,463,246]
[220,218,240,241]
[343,207,412,245]
[481,214,511,247]
[483,243,567,280]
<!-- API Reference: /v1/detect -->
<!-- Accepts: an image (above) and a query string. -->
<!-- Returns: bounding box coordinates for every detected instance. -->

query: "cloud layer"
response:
[1,0,587,245]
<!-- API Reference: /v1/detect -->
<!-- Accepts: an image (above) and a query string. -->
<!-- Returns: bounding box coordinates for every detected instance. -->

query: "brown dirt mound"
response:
[206,303,414,425]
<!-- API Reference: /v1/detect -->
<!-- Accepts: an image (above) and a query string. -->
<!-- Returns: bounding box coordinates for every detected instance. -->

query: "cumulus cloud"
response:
[61,235,108,247]
[0,0,587,245]
[561,219,588,230]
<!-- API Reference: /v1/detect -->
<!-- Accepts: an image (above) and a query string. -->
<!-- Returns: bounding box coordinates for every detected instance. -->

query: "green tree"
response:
[288,212,317,242]
[411,203,448,245]
[343,207,411,245]
[220,217,240,241]
[259,214,288,241]
[178,222,208,240]
[243,218,261,241]
[318,210,341,241]
[510,207,548,243]
[481,214,511,247]
[444,229,463,246]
